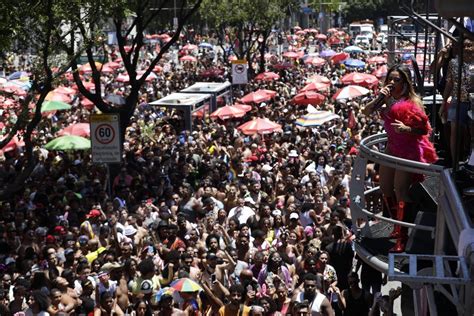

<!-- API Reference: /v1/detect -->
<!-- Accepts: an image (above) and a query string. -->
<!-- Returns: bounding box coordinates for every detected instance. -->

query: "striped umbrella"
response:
[170,278,202,293]
[333,85,370,100]
[237,118,282,135]
[295,111,341,127]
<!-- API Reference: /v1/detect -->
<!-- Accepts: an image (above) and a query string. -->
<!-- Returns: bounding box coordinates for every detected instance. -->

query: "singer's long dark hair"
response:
[384,65,423,109]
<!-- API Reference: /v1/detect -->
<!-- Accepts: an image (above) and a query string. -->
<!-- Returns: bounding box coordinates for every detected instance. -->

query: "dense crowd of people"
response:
[0,25,446,316]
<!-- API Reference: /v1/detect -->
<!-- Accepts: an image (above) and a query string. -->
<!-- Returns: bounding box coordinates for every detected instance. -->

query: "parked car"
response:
[376,33,388,46]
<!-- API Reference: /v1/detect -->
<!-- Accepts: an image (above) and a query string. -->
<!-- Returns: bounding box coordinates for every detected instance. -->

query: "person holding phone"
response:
[362,65,438,253]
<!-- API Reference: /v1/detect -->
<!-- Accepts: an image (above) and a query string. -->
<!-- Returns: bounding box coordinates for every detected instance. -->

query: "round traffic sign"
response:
[235,64,245,74]
[94,123,115,144]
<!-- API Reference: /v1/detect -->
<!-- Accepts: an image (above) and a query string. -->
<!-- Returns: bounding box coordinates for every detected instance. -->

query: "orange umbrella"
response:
[57,123,90,137]
[292,91,326,106]
[341,73,379,87]
[210,105,246,120]
[240,90,276,104]
[300,82,330,93]
[255,72,280,81]
[45,91,71,103]
[237,118,282,135]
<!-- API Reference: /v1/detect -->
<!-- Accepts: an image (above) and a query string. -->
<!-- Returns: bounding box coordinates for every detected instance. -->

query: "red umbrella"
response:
[180,55,197,62]
[0,136,24,153]
[104,61,122,69]
[300,82,330,93]
[292,91,326,106]
[328,37,341,45]
[57,123,90,137]
[304,57,326,67]
[372,65,388,79]
[333,85,370,100]
[367,56,387,64]
[240,90,276,104]
[0,85,27,96]
[341,73,379,87]
[272,62,294,70]
[331,52,349,63]
[237,118,282,135]
[192,104,209,118]
[233,103,252,112]
[255,72,280,81]
[45,91,71,103]
[210,105,246,120]
[296,30,306,36]
[200,68,224,78]
[316,34,327,41]
[327,28,338,33]
[307,28,318,33]
[306,75,331,84]
[282,51,299,59]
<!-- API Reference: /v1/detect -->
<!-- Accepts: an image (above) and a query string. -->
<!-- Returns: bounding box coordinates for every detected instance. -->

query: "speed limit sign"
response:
[90,114,122,163]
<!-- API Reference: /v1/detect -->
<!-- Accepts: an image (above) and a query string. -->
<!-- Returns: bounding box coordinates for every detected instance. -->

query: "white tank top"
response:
[296,292,326,315]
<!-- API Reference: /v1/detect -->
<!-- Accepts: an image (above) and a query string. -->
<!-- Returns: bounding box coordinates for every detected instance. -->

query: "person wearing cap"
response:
[80,207,106,240]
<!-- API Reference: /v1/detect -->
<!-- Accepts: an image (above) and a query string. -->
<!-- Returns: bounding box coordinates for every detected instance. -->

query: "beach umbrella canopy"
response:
[240,90,276,104]
[237,118,282,135]
[316,34,327,41]
[53,86,76,95]
[295,111,340,127]
[306,75,331,84]
[104,61,122,69]
[182,44,198,50]
[45,91,72,103]
[344,45,364,53]
[282,51,299,59]
[41,100,72,113]
[331,52,350,63]
[170,278,202,293]
[304,57,326,67]
[372,64,388,78]
[199,68,224,78]
[116,74,130,83]
[180,55,197,62]
[79,62,103,74]
[198,42,213,49]
[57,123,90,137]
[343,59,366,68]
[367,56,387,64]
[210,105,246,120]
[255,72,280,81]
[333,85,370,100]
[44,135,91,151]
[300,82,330,93]
[272,62,294,70]
[292,91,326,106]
[319,49,336,58]
[233,103,252,112]
[341,73,379,87]
[7,71,29,81]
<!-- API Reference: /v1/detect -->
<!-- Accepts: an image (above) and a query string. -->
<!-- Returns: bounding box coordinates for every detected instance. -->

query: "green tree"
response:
[63,0,203,142]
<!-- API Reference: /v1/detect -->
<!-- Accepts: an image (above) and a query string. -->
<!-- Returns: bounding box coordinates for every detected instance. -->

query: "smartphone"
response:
[211,274,217,284]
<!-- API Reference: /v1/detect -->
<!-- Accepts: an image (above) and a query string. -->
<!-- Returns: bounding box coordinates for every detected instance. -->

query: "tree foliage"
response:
[342,0,402,23]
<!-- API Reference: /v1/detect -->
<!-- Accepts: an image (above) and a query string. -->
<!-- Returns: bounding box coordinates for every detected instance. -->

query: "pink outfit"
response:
[382,99,438,172]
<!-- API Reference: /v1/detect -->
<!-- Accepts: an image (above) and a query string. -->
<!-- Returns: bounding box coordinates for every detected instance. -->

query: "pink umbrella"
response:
[210,105,246,120]
[291,91,326,106]
[237,118,282,135]
[304,57,326,67]
[116,74,130,83]
[296,30,306,36]
[316,34,327,41]
[300,82,330,93]
[333,85,370,100]
[45,92,71,103]
[57,123,90,137]
[0,85,27,96]
[53,86,76,95]
[104,61,122,69]
[306,75,331,84]
[341,73,379,87]
[182,44,198,50]
[331,52,349,63]
[81,98,94,110]
[282,51,299,59]
[255,72,280,81]
[272,62,294,70]
[180,55,197,62]
[233,103,252,112]
[367,56,387,64]
[240,90,276,104]
[228,55,237,61]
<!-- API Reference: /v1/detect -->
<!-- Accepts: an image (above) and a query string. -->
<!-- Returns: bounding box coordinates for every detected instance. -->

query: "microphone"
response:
[372,85,393,111]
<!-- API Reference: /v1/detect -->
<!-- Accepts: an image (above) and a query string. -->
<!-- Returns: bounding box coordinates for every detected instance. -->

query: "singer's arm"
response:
[361,98,382,116]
